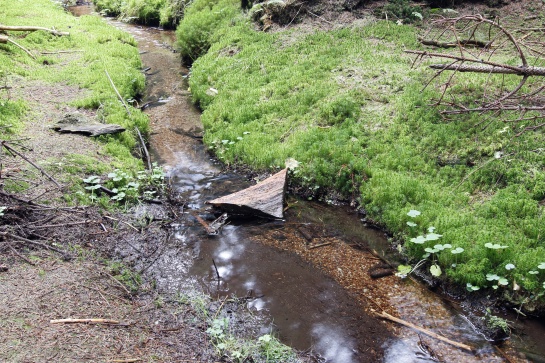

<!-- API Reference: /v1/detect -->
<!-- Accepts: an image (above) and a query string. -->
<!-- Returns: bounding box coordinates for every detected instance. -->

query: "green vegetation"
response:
[106,260,142,293]
[207,315,299,362]
[173,292,299,362]
[80,163,165,209]
[94,0,187,28]
[0,0,151,191]
[179,0,545,308]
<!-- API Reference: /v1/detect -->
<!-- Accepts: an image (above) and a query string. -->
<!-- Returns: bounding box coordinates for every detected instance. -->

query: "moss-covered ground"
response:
[174,0,545,310]
[0,0,152,202]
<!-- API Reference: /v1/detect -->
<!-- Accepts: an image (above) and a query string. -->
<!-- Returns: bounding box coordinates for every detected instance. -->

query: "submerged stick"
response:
[377,311,474,352]
[212,259,221,280]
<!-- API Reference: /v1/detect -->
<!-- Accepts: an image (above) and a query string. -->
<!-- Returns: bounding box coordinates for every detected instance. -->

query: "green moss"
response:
[95,0,187,27]
[183,0,545,305]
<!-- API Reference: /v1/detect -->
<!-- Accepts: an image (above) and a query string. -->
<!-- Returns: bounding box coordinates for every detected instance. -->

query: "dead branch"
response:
[0,25,69,36]
[407,14,545,133]
[0,35,36,59]
[50,318,126,325]
[8,244,36,265]
[1,232,72,259]
[1,141,61,188]
[428,63,545,76]
[308,241,332,249]
[418,37,491,49]
[376,311,474,352]
[135,127,152,172]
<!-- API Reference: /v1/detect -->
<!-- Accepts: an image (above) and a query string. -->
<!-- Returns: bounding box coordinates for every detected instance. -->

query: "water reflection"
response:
[181,222,367,362]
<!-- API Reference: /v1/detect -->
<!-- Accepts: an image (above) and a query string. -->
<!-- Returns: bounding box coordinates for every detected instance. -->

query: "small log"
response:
[0,25,69,36]
[376,311,474,352]
[207,168,288,219]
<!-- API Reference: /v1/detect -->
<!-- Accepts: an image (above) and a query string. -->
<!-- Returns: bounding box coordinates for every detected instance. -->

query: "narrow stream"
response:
[70,6,545,362]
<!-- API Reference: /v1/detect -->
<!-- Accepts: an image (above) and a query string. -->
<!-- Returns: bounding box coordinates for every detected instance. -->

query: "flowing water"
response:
[69,6,545,362]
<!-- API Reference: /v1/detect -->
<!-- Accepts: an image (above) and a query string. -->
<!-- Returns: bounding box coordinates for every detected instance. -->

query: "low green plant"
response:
[176,0,240,61]
[81,163,165,207]
[107,261,142,294]
[95,0,187,27]
[381,0,426,23]
[206,314,299,362]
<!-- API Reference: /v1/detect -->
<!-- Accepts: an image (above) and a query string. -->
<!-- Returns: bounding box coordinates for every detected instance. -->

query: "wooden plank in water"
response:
[207,168,287,219]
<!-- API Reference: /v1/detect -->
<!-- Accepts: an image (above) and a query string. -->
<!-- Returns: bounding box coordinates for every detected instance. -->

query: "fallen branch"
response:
[107,359,141,363]
[8,244,36,265]
[376,311,474,352]
[103,215,139,232]
[429,63,545,76]
[0,35,36,59]
[1,232,72,259]
[1,141,61,188]
[50,318,125,325]
[418,37,491,48]
[0,24,69,36]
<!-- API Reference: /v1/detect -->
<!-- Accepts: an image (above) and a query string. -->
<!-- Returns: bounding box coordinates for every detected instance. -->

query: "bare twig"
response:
[105,69,131,115]
[1,232,72,258]
[50,318,127,325]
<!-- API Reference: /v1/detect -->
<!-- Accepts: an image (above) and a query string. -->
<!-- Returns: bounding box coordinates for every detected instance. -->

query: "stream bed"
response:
[70,5,545,362]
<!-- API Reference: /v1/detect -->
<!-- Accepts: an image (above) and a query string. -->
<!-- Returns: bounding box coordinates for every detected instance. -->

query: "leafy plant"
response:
[82,163,165,207]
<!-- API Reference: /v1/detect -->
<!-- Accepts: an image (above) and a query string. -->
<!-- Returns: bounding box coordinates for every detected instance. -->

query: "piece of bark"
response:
[52,123,125,136]
[207,168,287,219]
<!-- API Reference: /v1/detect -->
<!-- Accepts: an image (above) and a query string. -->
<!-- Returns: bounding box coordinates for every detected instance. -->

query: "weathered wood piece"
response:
[53,123,125,136]
[0,25,69,36]
[207,168,288,219]
[52,112,125,136]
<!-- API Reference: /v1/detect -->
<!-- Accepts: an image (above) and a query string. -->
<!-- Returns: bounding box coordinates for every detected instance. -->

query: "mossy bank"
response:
[174,0,545,311]
[0,0,153,203]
